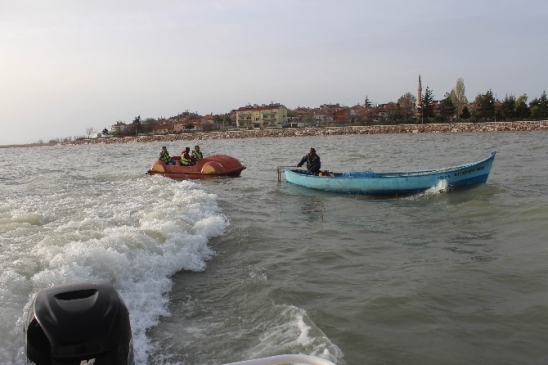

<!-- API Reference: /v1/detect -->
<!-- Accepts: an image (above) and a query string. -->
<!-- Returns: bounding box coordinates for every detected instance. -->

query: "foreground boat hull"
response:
[283,151,496,195]
[147,154,246,179]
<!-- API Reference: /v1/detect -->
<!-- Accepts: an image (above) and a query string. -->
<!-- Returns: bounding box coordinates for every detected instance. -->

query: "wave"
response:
[0,175,228,364]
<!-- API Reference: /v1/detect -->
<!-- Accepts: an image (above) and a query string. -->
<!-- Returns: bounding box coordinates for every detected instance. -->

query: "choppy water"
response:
[1,131,547,365]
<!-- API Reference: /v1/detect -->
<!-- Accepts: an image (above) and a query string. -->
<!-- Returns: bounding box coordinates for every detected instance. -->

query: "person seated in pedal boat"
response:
[159,146,175,165]
[192,145,203,161]
[180,147,196,166]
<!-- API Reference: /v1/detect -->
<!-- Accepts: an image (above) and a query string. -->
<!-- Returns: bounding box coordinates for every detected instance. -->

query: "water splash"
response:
[1,175,228,364]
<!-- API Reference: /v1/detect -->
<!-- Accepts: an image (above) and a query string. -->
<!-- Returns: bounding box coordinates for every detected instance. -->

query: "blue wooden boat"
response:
[281,151,496,195]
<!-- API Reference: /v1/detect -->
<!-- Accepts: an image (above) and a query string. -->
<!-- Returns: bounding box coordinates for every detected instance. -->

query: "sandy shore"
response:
[3,121,546,148]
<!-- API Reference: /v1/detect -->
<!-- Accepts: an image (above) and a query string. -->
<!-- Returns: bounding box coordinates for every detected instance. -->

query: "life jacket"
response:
[192,150,203,160]
[160,151,171,163]
[181,152,192,165]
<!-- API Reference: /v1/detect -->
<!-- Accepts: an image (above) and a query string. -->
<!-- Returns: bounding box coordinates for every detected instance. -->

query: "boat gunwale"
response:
[147,166,246,178]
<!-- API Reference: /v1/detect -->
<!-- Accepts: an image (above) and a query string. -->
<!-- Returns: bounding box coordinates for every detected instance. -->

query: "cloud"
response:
[1,0,547,144]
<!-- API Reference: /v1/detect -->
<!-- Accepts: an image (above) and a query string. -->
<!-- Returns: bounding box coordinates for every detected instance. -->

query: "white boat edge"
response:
[221,354,337,365]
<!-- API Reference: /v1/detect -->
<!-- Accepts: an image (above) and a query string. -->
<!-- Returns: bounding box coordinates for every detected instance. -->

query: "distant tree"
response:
[384,102,402,124]
[450,78,468,123]
[420,86,435,122]
[86,127,93,138]
[132,115,142,135]
[500,94,516,121]
[141,124,154,134]
[529,91,548,119]
[140,118,156,134]
[539,91,548,118]
[287,109,298,118]
[185,122,195,130]
[301,109,315,125]
[352,105,369,125]
[202,122,213,132]
[515,94,530,119]
[433,113,444,123]
[397,92,417,122]
[529,97,540,119]
[473,89,495,121]
[460,105,471,119]
[440,92,456,122]
[102,128,109,135]
[223,115,232,127]
[364,95,373,107]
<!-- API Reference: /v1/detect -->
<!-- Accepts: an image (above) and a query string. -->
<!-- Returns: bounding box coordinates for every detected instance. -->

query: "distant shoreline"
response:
[3,121,547,148]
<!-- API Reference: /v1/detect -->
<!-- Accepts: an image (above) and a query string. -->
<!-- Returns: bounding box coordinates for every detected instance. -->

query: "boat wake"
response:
[244,305,344,363]
[2,175,228,364]
[405,179,449,200]
[425,179,449,195]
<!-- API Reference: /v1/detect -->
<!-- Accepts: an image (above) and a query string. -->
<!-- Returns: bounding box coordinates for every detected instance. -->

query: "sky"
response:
[1,0,547,145]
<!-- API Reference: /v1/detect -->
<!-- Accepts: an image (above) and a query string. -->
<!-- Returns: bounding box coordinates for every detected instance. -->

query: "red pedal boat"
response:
[147,154,246,179]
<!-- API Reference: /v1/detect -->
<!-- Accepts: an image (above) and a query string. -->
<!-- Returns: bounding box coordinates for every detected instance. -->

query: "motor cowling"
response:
[25,282,134,365]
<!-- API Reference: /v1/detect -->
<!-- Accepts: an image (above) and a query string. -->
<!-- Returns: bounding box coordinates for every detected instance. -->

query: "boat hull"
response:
[147,154,246,179]
[283,151,496,195]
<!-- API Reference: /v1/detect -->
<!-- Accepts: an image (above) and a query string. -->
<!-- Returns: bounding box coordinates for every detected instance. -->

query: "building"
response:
[235,103,288,129]
[110,121,131,134]
[152,123,175,134]
[333,108,350,124]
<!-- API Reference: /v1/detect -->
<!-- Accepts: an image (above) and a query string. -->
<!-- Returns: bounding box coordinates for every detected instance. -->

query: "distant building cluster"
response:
[108,103,290,137]
[102,101,425,138]
[87,76,546,139]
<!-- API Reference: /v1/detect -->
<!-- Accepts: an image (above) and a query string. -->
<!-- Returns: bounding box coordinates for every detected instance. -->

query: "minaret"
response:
[417,75,422,106]
[417,75,423,122]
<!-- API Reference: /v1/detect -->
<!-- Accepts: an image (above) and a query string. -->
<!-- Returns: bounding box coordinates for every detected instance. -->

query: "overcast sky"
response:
[1,0,547,144]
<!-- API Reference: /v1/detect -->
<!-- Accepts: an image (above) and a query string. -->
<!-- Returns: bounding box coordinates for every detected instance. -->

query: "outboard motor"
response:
[25,282,134,365]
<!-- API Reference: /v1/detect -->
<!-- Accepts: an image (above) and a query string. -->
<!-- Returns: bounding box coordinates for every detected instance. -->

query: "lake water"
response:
[1,131,547,365]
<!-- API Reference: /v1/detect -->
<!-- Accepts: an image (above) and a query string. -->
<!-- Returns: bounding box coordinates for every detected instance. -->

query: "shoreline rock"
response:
[73,121,548,145]
[4,121,547,148]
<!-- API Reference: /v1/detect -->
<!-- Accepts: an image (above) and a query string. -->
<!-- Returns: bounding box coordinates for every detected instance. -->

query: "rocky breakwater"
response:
[65,120,548,146]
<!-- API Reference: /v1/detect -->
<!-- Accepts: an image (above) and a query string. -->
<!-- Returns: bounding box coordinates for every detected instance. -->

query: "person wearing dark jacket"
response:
[297,147,321,174]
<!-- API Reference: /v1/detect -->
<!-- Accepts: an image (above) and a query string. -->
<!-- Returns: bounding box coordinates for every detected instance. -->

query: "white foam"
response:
[245,305,344,364]
[0,176,228,364]
[425,179,449,195]
[403,179,449,200]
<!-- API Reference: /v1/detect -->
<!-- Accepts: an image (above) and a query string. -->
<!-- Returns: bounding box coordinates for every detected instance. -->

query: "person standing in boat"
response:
[180,147,196,166]
[192,145,203,161]
[297,147,321,174]
[159,146,175,165]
